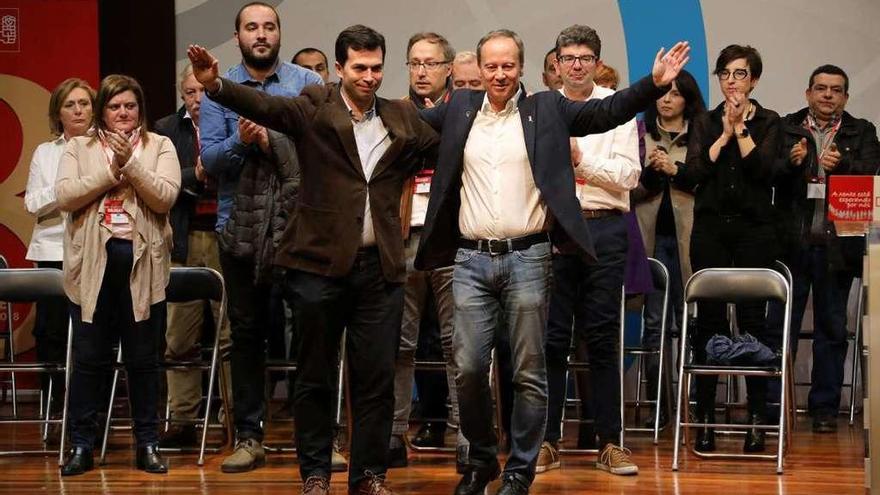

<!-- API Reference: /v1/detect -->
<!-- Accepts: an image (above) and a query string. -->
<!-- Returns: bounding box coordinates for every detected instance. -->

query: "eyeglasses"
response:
[717,69,749,80]
[406,61,450,72]
[558,54,597,66]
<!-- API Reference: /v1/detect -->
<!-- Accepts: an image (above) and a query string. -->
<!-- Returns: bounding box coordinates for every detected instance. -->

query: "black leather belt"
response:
[582,209,622,219]
[459,232,549,255]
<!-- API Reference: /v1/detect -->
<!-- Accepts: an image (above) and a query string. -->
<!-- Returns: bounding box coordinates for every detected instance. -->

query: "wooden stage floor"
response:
[0,414,865,494]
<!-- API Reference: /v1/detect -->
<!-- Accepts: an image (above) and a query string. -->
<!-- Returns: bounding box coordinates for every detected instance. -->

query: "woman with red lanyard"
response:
[56,74,180,475]
[672,45,781,453]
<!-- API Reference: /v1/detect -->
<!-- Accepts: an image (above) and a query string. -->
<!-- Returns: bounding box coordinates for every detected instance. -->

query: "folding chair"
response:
[672,267,792,474]
[0,267,71,466]
[99,266,230,466]
[0,255,17,418]
[559,286,626,454]
[625,258,672,444]
[262,332,350,454]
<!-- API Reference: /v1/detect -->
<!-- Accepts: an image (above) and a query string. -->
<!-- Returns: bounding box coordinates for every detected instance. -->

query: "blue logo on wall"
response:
[618,0,709,107]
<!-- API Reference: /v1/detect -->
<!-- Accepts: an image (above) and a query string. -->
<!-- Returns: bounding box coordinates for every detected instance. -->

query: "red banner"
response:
[0,0,98,360]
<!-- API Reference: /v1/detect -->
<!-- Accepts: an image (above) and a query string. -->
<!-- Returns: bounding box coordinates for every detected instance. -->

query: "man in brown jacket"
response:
[188,24,438,495]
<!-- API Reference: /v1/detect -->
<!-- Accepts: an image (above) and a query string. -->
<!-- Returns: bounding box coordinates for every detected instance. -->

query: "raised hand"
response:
[187,44,221,94]
[652,41,691,88]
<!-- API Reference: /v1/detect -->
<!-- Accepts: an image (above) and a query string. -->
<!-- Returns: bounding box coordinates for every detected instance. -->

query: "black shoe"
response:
[456,445,468,474]
[159,424,197,448]
[136,444,168,474]
[812,413,837,434]
[454,461,501,495]
[496,473,529,495]
[694,412,715,452]
[60,446,94,476]
[411,422,447,448]
[576,425,596,450]
[744,413,766,453]
[388,434,408,468]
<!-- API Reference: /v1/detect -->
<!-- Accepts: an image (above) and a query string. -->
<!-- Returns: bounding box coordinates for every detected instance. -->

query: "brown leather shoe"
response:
[349,472,394,495]
[302,475,331,495]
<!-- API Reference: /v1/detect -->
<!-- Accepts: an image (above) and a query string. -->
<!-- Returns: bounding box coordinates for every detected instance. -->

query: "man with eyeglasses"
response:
[389,31,464,470]
[537,24,641,477]
[414,26,689,494]
[773,64,880,434]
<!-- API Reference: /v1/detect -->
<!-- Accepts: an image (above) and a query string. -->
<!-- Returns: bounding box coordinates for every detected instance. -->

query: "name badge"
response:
[807,177,825,200]
[414,169,434,194]
[104,198,129,225]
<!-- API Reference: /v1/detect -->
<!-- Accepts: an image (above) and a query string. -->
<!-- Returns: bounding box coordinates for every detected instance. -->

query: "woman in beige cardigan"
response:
[633,69,705,428]
[56,75,180,476]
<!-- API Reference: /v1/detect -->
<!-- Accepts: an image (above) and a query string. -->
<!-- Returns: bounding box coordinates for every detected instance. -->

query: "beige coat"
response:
[56,133,180,322]
[635,122,694,287]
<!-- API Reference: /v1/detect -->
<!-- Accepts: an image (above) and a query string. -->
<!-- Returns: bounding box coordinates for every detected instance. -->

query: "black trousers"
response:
[690,215,778,417]
[33,260,68,410]
[285,248,403,487]
[67,239,163,448]
[218,251,277,441]
[545,215,628,446]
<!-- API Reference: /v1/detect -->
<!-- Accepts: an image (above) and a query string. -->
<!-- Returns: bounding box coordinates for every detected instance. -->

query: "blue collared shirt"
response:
[199,61,323,230]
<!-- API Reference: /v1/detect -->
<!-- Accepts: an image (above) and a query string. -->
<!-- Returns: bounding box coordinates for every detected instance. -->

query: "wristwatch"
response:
[736,126,750,138]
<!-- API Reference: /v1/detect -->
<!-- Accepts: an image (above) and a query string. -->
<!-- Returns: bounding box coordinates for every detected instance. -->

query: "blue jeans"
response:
[453,241,551,484]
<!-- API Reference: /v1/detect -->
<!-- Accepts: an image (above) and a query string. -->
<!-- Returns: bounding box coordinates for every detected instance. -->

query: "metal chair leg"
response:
[43,378,54,443]
[59,319,74,466]
[6,301,17,419]
[335,332,347,434]
[198,303,226,466]
[671,306,689,471]
[849,281,864,426]
[99,346,123,465]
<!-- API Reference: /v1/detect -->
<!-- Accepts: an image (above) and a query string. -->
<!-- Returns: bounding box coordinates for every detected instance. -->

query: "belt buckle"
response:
[487,239,506,256]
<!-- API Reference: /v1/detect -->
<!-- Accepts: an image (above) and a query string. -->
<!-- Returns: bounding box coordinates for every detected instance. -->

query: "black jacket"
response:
[219,129,300,283]
[774,108,880,274]
[679,100,780,223]
[154,106,201,263]
[414,76,668,270]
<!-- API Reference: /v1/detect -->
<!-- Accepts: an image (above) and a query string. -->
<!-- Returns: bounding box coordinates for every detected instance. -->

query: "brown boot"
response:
[302,475,331,495]
[349,472,394,495]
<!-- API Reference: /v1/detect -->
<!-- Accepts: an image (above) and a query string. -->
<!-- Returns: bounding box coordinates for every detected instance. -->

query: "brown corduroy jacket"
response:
[208,80,439,283]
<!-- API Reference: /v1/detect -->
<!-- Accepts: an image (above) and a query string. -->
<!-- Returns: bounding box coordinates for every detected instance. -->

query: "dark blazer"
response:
[774,108,880,274]
[208,80,439,283]
[414,76,668,271]
[154,106,200,263]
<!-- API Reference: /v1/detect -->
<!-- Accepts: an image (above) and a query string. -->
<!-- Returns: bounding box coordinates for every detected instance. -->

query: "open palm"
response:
[187,44,221,93]
[652,42,690,87]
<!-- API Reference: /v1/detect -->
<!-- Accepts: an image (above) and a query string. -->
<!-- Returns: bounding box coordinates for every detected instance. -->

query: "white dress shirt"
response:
[342,89,391,246]
[563,85,641,212]
[459,90,547,240]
